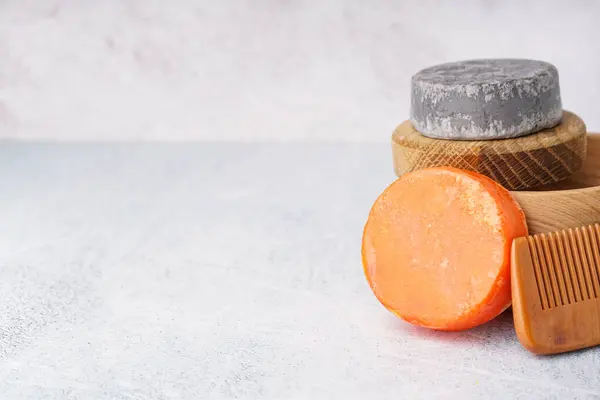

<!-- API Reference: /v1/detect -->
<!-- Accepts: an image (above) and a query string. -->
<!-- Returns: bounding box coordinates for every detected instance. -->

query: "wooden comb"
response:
[512,223,600,354]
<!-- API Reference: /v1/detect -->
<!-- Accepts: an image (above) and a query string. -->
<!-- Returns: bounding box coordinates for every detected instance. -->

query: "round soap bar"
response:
[392,111,586,191]
[362,167,528,331]
[410,59,563,140]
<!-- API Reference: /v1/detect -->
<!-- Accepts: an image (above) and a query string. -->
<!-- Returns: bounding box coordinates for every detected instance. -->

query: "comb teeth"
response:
[527,223,600,310]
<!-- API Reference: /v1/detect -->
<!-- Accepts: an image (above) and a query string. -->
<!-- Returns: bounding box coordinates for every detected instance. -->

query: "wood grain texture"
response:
[391,111,587,190]
[511,133,600,234]
[511,224,600,355]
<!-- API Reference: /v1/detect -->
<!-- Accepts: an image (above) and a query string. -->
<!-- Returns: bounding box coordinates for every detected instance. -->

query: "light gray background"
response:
[1,0,599,141]
[3,2,600,399]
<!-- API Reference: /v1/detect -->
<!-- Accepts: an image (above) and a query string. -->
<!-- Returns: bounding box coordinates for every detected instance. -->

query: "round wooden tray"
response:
[512,134,600,234]
[391,111,587,191]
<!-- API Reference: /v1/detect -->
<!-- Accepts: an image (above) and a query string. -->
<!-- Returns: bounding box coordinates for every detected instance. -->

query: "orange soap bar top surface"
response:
[362,167,528,331]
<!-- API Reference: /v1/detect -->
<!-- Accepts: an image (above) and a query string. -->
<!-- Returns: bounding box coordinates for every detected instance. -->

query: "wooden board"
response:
[391,111,587,191]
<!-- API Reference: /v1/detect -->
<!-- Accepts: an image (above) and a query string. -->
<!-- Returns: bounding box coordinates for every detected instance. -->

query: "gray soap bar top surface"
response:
[410,59,563,140]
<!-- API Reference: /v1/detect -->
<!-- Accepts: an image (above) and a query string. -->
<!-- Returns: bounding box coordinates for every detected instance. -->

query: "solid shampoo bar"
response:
[410,59,563,140]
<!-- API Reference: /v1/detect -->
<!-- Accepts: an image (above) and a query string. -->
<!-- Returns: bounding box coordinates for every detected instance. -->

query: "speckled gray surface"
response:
[410,59,562,140]
[1,143,600,399]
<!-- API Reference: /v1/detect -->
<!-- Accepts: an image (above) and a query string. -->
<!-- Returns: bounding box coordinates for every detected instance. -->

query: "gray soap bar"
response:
[410,59,563,140]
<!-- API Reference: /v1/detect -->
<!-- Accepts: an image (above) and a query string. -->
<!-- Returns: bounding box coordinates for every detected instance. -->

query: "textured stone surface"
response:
[1,143,600,399]
[411,59,563,140]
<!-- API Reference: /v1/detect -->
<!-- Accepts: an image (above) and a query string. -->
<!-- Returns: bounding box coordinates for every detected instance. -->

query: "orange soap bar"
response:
[362,167,528,331]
